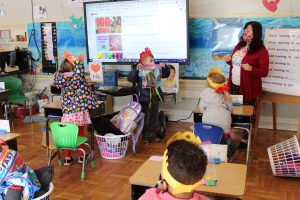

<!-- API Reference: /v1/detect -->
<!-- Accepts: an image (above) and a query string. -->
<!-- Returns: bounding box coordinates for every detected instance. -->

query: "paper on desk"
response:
[201,144,228,163]
[0,120,10,133]
[149,156,163,161]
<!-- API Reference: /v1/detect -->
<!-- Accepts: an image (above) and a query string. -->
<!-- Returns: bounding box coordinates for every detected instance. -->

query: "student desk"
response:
[43,100,105,156]
[96,86,137,114]
[0,133,21,151]
[130,156,247,200]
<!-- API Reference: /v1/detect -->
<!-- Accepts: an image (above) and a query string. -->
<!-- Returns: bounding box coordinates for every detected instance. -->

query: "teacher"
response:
[223,21,269,104]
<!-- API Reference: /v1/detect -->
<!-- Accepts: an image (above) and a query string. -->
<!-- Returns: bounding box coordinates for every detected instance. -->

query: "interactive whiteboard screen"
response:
[84,0,189,63]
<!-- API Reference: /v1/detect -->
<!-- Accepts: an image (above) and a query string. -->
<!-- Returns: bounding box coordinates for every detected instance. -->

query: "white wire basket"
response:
[267,135,300,177]
[33,182,54,200]
[95,132,131,159]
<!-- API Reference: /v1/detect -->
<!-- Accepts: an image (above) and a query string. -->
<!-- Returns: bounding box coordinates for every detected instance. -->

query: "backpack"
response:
[111,94,143,134]
[0,149,40,200]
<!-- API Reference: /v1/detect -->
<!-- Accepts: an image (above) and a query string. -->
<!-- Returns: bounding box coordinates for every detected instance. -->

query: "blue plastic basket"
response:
[193,123,223,144]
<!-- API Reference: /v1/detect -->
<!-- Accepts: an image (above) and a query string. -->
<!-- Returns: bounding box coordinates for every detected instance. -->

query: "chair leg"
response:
[79,148,86,180]
[48,149,54,166]
[57,149,62,167]
[132,133,136,154]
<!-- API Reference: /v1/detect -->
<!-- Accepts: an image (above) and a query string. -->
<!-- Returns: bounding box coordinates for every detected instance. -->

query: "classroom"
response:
[0,0,299,199]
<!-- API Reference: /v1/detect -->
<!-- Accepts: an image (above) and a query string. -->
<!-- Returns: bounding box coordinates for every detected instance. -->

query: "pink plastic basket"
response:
[267,135,300,177]
[95,133,131,159]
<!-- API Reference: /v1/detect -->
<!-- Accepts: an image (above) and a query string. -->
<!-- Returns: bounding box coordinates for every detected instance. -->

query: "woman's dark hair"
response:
[167,140,207,185]
[240,21,264,54]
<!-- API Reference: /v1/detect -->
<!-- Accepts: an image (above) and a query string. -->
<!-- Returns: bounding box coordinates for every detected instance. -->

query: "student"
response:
[53,51,97,165]
[139,132,209,200]
[200,68,232,137]
[127,48,169,144]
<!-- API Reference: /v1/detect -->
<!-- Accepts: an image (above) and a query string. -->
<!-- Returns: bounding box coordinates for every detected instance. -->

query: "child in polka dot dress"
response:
[53,51,97,165]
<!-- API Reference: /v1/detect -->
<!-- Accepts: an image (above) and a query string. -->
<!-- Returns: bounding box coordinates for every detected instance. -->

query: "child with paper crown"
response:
[139,132,209,200]
[199,68,233,139]
[127,48,171,144]
[53,51,97,165]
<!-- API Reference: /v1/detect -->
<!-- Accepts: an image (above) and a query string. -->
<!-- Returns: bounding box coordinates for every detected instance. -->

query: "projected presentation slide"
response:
[84,0,188,63]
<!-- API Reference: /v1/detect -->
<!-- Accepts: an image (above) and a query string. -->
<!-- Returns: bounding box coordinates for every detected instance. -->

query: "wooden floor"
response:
[13,119,300,200]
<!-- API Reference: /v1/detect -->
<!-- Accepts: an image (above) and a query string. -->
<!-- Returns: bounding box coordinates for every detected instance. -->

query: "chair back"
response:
[2,77,23,99]
[50,122,78,149]
[193,123,223,144]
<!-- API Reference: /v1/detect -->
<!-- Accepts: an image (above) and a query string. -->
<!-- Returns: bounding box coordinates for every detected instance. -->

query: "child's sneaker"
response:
[64,157,74,166]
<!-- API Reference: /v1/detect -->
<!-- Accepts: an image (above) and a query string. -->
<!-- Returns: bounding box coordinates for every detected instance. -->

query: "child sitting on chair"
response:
[53,51,97,165]
[139,132,209,200]
[200,68,233,139]
[127,48,170,144]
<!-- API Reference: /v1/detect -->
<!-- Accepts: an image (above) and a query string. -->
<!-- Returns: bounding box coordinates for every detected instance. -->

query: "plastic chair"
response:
[193,123,224,144]
[2,77,27,104]
[2,77,32,122]
[48,122,94,180]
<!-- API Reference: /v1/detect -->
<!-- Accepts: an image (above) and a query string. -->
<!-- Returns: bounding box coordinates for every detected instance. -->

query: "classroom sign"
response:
[89,62,103,82]
[263,28,300,96]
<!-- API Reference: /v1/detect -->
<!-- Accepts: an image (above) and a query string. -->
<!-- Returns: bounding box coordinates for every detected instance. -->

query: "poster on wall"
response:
[28,16,87,74]
[89,62,103,82]
[161,63,179,94]
[211,18,242,60]
[263,28,300,96]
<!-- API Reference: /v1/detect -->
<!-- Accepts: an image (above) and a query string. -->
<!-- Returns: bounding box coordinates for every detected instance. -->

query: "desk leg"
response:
[91,125,95,158]
[106,94,113,114]
[46,119,50,156]
[272,103,277,135]
[253,100,261,138]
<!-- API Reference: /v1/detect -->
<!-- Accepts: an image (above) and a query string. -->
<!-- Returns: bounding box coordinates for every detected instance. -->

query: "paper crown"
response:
[162,132,202,195]
[139,48,153,62]
[63,51,84,66]
[207,67,227,89]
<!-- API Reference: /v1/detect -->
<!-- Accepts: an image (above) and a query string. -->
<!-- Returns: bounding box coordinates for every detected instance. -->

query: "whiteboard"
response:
[263,28,300,96]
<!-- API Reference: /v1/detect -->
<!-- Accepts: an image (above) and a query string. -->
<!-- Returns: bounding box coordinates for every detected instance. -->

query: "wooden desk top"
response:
[261,91,300,106]
[193,105,254,117]
[0,133,21,142]
[130,157,247,198]
[231,105,254,117]
[43,100,105,110]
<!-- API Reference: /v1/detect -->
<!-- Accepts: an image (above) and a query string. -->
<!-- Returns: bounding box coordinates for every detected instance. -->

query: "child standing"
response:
[127,48,169,144]
[139,132,209,200]
[53,51,97,165]
[200,68,232,136]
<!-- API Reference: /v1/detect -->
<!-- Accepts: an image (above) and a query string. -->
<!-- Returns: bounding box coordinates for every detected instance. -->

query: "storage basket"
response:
[95,132,131,159]
[33,182,54,200]
[267,135,300,177]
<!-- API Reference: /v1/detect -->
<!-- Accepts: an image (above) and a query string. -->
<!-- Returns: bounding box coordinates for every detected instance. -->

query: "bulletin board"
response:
[28,17,300,79]
[180,17,300,79]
